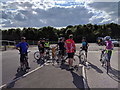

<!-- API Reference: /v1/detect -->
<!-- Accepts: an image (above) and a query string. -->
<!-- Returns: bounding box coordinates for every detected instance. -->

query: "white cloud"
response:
[88,2,118,24]
[1,0,119,28]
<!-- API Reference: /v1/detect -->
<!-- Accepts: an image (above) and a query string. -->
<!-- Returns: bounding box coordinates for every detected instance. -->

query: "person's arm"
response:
[73,41,76,52]
[16,43,20,50]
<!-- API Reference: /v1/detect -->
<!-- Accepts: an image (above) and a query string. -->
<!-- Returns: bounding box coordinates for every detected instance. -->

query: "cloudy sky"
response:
[0,0,119,28]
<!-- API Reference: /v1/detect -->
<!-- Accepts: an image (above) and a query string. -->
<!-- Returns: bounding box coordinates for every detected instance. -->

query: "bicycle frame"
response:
[100,50,110,73]
[18,51,30,72]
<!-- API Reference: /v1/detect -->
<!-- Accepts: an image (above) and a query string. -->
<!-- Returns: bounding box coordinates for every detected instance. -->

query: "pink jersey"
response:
[106,40,113,50]
[65,39,75,53]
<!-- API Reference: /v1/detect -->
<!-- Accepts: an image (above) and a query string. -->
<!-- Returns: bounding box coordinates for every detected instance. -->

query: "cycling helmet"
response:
[21,37,26,40]
[104,36,111,40]
[69,34,73,38]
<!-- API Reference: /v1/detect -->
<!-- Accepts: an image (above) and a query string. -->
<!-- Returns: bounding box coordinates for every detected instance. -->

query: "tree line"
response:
[1,23,120,44]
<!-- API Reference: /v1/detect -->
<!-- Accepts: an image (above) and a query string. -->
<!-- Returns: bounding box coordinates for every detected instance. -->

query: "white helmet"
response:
[104,36,111,40]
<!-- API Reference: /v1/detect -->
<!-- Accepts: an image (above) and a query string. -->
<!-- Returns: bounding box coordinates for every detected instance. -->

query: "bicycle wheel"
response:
[80,53,86,64]
[73,54,80,66]
[34,51,40,60]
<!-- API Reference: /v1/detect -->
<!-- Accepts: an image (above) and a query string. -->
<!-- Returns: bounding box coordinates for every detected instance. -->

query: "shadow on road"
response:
[33,59,45,66]
[60,64,84,89]
[60,64,70,71]
[70,71,84,89]
[107,68,120,83]
[89,62,103,73]
[6,71,26,88]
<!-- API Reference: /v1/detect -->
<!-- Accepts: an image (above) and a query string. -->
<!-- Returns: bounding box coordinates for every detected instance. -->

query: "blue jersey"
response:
[82,41,88,49]
[16,42,28,54]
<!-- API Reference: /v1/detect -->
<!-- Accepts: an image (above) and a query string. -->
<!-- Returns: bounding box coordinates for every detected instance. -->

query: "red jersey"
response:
[65,39,76,53]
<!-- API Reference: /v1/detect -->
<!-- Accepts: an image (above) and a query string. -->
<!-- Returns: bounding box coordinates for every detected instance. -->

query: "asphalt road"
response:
[86,47,120,88]
[1,43,120,89]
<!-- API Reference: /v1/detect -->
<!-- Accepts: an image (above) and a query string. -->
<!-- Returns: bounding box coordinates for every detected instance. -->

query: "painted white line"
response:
[82,66,89,89]
[23,64,44,77]
[0,84,6,89]
[0,64,44,89]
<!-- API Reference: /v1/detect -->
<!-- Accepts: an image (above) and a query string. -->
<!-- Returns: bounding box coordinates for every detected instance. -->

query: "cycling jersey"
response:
[45,42,50,48]
[82,41,88,49]
[16,42,28,54]
[106,41,113,50]
[57,41,65,50]
[39,41,45,49]
[65,39,75,53]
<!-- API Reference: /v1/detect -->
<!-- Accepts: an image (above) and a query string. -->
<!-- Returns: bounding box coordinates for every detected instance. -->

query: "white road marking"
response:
[82,66,89,90]
[0,64,44,89]
[0,84,6,89]
[23,64,44,77]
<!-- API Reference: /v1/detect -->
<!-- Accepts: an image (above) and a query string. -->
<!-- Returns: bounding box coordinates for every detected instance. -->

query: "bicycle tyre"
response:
[34,51,40,60]
[80,53,86,64]
[74,54,80,65]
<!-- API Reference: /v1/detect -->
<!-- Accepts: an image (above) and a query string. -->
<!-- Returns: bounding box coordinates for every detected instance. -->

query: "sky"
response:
[0,0,120,29]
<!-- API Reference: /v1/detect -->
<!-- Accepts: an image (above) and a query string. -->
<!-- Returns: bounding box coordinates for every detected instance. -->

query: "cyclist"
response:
[65,34,76,70]
[104,36,114,67]
[44,39,50,54]
[81,37,89,59]
[16,37,30,69]
[38,38,45,58]
[45,39,50,49]
[56,37,66,64]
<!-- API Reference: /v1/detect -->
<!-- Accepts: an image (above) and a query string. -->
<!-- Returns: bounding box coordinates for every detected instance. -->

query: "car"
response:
[111,39,120,47]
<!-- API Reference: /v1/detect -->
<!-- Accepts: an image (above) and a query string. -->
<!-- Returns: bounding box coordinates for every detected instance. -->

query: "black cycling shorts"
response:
[39,48,44,54]
[82,48,88,52]
[20,53,28,63]
[107,50,112,62]
[59,49,65,56]
[68,53,74,58]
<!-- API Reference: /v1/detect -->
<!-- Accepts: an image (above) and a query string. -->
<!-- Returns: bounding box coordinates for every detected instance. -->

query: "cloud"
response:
[1,0,119,28]
[88,2,118,24]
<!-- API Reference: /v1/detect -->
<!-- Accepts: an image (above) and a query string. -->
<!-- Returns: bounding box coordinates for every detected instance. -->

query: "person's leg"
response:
[107,50,112,67]
[20,54,24,68]
[25,53,30,69]
[69,53,74,68]
[68,53,71,67]
[85,49,88,60]
[41,48,44,57]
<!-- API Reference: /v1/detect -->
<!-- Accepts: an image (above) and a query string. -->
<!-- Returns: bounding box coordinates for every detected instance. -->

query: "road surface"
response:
[1,43,120,89]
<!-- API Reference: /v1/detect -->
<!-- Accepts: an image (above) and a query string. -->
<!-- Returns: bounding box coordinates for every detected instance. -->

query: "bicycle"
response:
[34,48,52,63]
[55,49,67,65]
[100,49,111,74]
[44,48,52,61]
[17,51,31,72]
[79,47,87,64]
[59,51,80,71]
